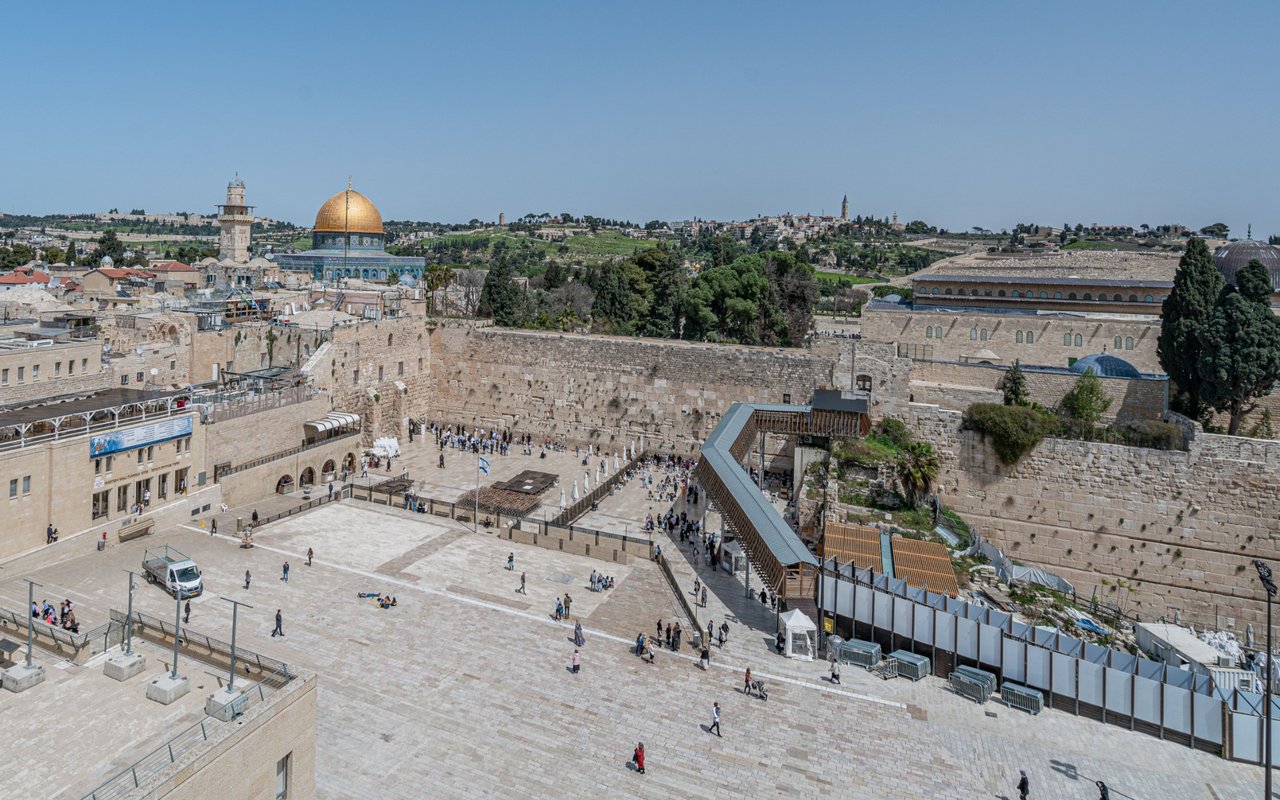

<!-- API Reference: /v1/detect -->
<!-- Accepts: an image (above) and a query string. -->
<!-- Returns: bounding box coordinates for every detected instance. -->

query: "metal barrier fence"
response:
[551,451,649,526]
[109,608,292,679]
[819,563,1280,764]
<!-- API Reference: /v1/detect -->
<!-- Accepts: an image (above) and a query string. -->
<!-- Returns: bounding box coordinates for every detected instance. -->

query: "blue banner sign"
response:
[90,415,193,458]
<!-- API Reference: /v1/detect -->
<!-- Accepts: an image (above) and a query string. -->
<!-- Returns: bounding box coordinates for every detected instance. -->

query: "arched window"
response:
[387,333,394,347]
[971,289,980,296]
[979,328,988,341]
[970,327,978,341]
[1068,292,1077,300]
[926,326,934,339]
[935,326,944,338]
[1144,294,1153,303]
[1113,294,1122,302]
[1053,292,1062,299]
[1026,331,1034,344]
[1128,294,1138,302]
[1039,291,1049,299]
[1114,336,1123,350]
[932,287,940,295]
[1064,332,1072,346]
[1125,337,1134,350]
[1016,331,1024,343]
[1083,293,1093,300]
[997,290,1006,297]
[1074,334,1082,347]
[1011,291,1021,298]
[945,288,954,295]
[984,290,992,296]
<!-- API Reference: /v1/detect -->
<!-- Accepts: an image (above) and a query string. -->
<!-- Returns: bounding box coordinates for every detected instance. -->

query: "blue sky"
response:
[3,1,1277,236]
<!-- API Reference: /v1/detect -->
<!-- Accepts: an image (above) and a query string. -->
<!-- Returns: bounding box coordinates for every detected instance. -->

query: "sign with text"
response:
[90,415,193,458]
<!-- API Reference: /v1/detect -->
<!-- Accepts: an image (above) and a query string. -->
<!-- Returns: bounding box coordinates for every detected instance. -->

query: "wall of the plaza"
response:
[0,412,207,559]
[140,675,317,800]
[427,327,833,452]
[860,306,1162,372]
[907,403,1280,631]
[909,360,1167,422]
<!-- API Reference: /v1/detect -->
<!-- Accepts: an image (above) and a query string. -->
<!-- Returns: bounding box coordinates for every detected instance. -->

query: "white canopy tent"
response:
[779,609,818,661]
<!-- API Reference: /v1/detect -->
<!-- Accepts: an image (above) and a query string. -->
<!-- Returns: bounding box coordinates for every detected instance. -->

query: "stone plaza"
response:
[0,497,1263,799]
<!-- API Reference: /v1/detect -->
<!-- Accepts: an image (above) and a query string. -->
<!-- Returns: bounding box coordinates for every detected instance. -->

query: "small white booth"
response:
[779,609,818,661]
[719,539,746,575]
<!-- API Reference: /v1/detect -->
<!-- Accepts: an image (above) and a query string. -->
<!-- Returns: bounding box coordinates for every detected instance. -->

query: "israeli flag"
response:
[478,456,490,475]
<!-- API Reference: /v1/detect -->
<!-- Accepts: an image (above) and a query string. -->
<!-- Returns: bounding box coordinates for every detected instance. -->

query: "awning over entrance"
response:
[304,411,361,436]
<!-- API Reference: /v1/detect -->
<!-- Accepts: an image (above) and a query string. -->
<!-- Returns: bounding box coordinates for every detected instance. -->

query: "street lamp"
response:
[1255,558,1276,798]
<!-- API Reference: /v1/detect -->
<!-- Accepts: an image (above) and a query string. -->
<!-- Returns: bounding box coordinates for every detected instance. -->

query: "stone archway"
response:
[321,459,336,480]
[343,452,356,473]
[299,467,316,488]
[275,475,294,494]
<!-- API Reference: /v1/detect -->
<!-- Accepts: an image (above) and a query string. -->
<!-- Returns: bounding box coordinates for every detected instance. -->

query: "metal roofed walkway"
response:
[694,398,867,601]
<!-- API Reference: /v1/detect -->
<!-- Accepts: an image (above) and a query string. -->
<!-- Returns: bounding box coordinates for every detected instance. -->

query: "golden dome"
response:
[313,188,384,235]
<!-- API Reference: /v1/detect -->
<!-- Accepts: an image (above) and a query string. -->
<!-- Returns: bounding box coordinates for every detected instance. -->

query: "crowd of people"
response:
[31,598,78,633]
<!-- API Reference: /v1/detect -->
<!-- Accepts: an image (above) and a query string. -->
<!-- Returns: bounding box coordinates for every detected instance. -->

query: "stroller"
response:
[747,678,768,701]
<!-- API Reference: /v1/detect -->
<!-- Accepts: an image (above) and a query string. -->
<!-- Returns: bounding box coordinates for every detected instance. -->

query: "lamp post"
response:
[1255,558,1276,798]
[23,579,41,668]
[220,597,253,692]
[123,570,138,656]
[171,587,185,680]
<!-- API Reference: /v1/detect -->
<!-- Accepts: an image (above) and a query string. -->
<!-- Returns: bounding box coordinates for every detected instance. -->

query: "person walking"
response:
[707,619,714,646]
[1095,780,1109,800]
[701,586,708,608]
[327,482,334,500]
[563,593,572,618]
[700,645,710,670]
[571,649,581,674]
[830,657,841,685]
[507,553,514,571]
[518,571,527,594]
[306,548,314,567]
[665,623,672,649]
[244,570,251,590]
[1017,770,1029,800]
[744,667,753,694]
[708,702,721,737]
[656,618,663,639]
[271,609,283,638]
[633,742,645,775]
[281,562,290,583]
[211,519,217,536]
[251,509,259,527]
[183,600,191,624]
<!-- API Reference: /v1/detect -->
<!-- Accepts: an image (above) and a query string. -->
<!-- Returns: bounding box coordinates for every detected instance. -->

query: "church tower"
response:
[217,176,254,263]
[840,194,849,221]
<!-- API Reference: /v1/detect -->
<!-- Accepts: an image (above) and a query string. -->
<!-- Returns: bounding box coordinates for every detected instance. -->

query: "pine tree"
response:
[999,360,1028,406]
[479,257,521,326]
[1157,237,1223,419]
[1196,261,1280,436]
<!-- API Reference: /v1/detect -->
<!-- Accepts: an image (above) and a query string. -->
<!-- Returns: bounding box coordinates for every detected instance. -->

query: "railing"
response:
[202,385,320,424]
[109,608,292,679]
[0,608,124,663]
[552,450,648,526]
[214,430,361,480]
[0,405,192,455]
[255,486,351,526]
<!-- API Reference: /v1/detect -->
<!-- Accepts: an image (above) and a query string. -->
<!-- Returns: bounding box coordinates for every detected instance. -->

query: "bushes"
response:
[876,417,912,448]
[1103,420,1185,451]
[961,403,1057,465]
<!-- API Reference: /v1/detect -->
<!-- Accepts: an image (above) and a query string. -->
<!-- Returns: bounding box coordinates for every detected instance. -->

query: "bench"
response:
[888,650,931,682]
[118,518,155,543]
[1000,682,1044,715]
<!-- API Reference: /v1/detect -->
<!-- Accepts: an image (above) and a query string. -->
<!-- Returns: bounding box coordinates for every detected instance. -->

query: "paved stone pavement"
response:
[0,502,1265,799]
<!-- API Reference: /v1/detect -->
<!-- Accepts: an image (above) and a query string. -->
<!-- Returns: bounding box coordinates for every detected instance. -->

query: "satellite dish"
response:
[150,368,158,376]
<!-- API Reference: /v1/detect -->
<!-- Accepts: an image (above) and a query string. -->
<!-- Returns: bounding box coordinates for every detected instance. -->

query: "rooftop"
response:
[917,250,1178,283]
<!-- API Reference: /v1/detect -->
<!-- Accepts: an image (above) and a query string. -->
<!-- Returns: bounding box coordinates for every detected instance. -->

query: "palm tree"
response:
[895,440,940,508]
[424,264,453,315]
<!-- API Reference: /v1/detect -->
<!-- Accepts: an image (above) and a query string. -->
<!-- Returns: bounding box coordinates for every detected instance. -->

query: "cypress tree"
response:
[1196,261,1280,436]
[1157,237,1223,419]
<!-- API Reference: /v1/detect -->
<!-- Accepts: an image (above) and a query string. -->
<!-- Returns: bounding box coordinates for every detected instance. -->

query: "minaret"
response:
[216,176,254,263]
[840,194,849,221]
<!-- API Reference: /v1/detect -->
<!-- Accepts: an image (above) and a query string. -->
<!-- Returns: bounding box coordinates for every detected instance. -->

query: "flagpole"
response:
[474,446,479,534]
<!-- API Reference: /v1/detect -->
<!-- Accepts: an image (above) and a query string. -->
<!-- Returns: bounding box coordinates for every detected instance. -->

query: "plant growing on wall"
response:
[998,360,1028,406]
[894,440,939,508]
[961,403,1057,465]
[1057,367,1111,440]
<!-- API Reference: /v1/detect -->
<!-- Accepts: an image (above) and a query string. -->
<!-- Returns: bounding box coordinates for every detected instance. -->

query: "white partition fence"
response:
[818,562,1278,765]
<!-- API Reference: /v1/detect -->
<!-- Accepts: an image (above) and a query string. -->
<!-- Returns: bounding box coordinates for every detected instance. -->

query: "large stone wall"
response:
[907,403,1279,630]
[910,360,1167,422]
[427,328,834,452]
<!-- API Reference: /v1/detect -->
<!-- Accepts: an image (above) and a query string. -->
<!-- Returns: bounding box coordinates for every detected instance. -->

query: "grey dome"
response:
[1070,353,1141,379]
[1214,240,1280,289]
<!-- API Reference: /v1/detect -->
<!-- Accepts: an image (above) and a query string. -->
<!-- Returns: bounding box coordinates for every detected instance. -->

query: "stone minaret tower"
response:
[217,176,255,263]
[840,194,849,221]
